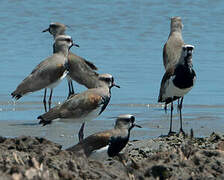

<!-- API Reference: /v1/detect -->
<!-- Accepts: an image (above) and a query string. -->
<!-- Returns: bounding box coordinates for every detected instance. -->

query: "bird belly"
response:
[47,71,68,89]
[60,106,101,123]
[163,79,193,100]
[90,145,109,160]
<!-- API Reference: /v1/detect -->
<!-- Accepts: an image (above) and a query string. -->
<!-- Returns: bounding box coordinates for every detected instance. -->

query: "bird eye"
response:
[188,47,194,51]
[104,78,111,82]
[65,38,71,42]
[50,24,57,28]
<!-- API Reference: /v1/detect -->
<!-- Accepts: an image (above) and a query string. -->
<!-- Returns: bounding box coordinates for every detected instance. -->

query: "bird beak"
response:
[69,43,79,50]
[42,28,50,33]
[130,123,142,130]
[133,123,142,128]
[112,83,120,88]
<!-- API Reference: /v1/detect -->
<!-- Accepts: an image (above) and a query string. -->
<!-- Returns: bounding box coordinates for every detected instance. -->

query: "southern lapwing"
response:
[43,22,98,97]
[11,35,78,112]
[67,114,141,158]
[158,44,196,135]
[38,74,120,142]
[67,114,141,179]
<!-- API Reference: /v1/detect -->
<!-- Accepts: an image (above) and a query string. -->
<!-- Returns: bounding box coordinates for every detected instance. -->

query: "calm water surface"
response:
[0,0,224,148]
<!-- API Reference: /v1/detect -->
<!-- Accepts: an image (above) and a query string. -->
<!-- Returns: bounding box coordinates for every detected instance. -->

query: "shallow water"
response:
[0,0,224,148]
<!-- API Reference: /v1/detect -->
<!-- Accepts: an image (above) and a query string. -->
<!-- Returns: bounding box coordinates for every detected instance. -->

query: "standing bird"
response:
[163,17,184,112]
[11,35,78,112]
[42,22,99,97]
[67,114,141,179]
[38,74,120,141]
[158,45,196,135]
[67,114,141,158]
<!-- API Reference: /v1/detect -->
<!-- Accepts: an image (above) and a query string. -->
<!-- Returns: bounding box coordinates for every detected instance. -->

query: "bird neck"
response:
[114,126,129,135]
[54,45,69,57]
[53,31,66,40]
[169,29,182,37]
[178,55,193,69]
[184,55,193,69]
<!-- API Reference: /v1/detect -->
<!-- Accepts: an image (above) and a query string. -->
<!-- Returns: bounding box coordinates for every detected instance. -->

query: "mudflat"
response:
[0,132,224,179]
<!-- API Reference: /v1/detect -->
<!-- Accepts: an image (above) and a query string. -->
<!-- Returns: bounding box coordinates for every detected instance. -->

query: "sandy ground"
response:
[1,131,224,180]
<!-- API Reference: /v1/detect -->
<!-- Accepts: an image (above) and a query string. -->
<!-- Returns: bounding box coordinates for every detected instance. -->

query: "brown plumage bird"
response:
[38,74,120,142]
[11,35,78,112]
[67,114,141,159]
[42,22,98,97]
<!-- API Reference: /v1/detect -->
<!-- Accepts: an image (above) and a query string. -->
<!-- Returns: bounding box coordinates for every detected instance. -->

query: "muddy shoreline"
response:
[1,132,224,179]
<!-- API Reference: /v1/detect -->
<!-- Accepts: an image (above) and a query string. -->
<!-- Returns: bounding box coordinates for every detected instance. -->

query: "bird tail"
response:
[158,95,163,103]
[38,107,60,126]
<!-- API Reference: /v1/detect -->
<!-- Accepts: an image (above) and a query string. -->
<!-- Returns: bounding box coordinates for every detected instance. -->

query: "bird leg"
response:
[168,101,176,136]
[177,98,180,112]
[164,103,167,113]
[67,79,71,99]
[48,89,53,110]
[178,97,185,135]
[67,79,74,99]
[78,123,85,142]
[117,154,135,180]
[70,81,74,95]
[43,88,47,112]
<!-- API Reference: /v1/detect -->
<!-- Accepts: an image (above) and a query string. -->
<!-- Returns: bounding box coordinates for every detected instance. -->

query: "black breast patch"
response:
[99,96,111,115]
[107,136,129,157]
[173,65,196,89]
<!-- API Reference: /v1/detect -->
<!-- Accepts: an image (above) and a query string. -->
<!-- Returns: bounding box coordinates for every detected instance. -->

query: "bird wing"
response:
[67,52,99,88]
[83,59,98,71]
[12,54,66,98]
[67,129,113,157]
[163,43,168,69]
[59,91,104,119]
[164,34,184,70]
[98,96,111,115]
[68,52,98,73]
[158,67,175,102]
[69,52,98,70]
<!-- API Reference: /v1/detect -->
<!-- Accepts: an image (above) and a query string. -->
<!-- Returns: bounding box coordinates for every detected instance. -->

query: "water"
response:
[0,0,224,148]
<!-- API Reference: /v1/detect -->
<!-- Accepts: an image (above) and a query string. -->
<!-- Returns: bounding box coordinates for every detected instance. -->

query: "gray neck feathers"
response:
[53,44,69,57]
[170,21,183,34]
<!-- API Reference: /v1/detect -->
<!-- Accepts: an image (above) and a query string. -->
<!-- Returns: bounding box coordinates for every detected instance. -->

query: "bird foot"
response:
[78,131,84,142]
[168,131,177,136]
[178,129,186,137]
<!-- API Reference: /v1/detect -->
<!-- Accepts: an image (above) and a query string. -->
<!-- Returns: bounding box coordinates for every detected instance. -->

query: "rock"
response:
[209,132,221,142]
